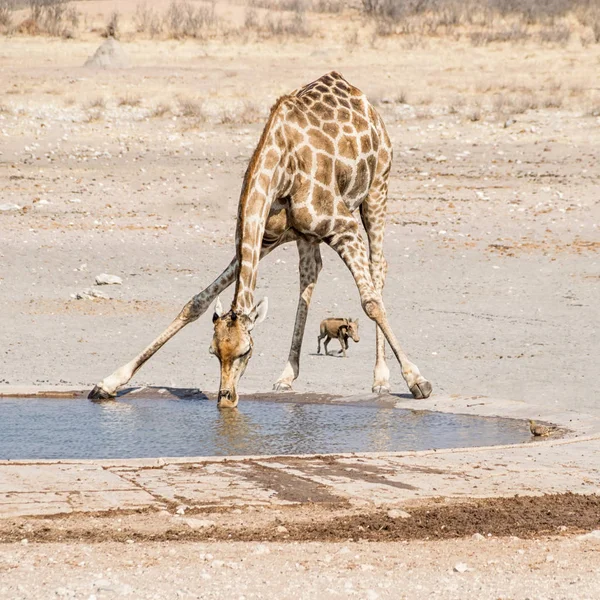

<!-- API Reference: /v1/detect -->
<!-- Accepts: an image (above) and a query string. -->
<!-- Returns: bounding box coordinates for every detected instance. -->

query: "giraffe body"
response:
[89,72,432,408]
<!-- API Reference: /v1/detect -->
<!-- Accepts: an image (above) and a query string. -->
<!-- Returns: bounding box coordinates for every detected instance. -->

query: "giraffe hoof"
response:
[372,384,391,395]
[273,381,292,392]
[88,385,116,400]
[409,380,433,399]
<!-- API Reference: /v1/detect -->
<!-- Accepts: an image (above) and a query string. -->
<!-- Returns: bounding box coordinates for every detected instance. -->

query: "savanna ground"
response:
[0,0,599,597]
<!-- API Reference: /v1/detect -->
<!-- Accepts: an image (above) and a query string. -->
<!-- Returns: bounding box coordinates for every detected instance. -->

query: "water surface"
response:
[0,397,531,459]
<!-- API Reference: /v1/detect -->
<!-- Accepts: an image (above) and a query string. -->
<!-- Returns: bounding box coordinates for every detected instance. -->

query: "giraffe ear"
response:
[248,297,268,329]
[213,297,224,322]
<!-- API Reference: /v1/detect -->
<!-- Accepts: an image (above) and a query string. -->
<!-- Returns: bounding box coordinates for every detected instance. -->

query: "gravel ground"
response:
[2,536,600,600]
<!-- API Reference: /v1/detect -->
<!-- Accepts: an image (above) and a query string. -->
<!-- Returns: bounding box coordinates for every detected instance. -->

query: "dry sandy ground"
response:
[1,536,600,599]
[1,1,600,596]
[1,30,598,411]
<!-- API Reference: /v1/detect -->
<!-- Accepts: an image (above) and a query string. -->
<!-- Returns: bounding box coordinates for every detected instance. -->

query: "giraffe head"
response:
[210,296,268,408]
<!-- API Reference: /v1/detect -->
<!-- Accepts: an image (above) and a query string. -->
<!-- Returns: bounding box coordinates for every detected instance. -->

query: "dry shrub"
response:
[84,108,104,123]
[178,97,206,120]
[150,103,171,118]
[165,0,218,39]
[263,10,310,36]
[538,23,570,44]
[85,96,106,110]
[0,1,12,30]
[542,95,563,108]
[134,2,163,37]
[313,0,344,13]
[102,10,119,38]
[511,94,538,114]
[467,106,481,122]
[362,0,600,43]
[24,0,77,37]
[118,94,141,107]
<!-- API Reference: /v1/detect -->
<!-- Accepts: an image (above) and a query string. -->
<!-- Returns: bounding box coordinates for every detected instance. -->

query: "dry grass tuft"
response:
[84,108,104,123]
[85,96,106,110]
[467,106,482,122]
[150,103,171,118]
[178,97,206,120]
[118,94,141,108]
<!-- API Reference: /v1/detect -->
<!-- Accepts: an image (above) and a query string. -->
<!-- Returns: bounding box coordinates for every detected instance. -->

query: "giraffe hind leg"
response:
[325,215,432,399]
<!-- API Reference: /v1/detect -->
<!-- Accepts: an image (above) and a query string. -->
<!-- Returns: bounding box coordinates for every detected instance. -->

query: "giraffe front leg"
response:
[89,257,238,399]
[326,224,432,399]
[274,240,322,392]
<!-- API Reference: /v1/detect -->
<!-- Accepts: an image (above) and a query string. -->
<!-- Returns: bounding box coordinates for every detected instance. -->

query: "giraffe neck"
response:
[231,184,269,314]
[231,100,286,314]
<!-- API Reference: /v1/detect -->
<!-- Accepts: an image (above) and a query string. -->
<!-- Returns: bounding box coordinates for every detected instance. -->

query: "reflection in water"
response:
[213,408,262,456]
[0,397,532,460]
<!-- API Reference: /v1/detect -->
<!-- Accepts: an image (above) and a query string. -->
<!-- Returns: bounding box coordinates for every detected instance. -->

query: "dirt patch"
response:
[2,493,598,544]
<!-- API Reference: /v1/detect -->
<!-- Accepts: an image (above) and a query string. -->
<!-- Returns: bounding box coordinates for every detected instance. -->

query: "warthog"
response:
[317,318,359,358]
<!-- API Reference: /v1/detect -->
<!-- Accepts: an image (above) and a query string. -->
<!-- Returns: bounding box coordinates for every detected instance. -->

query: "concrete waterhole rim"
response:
[2,385,600,537]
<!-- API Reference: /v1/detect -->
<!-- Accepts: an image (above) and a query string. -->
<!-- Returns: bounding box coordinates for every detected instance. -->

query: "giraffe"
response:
[89,71,432,408]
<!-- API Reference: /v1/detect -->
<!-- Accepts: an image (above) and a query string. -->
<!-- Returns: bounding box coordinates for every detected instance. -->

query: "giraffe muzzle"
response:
[218,389,232,402]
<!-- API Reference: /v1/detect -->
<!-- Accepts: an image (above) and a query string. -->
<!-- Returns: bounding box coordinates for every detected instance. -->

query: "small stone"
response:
[387,509,411,519]
[276,525,288,534]
[69,198,82,203]
[504,118,516,128]
[95,273,122,285]
[211,560,225,568]
[558,525,568,532]
[20,538,28,545]
[471,533,485,541]
[184,518,215,530]
[176,505,187,515]
[453,562,469,573]
[0,203,21,212]
[74,288,109,300]
[546,554,554,562]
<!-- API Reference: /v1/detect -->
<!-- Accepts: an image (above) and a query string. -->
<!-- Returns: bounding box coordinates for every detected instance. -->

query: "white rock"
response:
[453,562,469,573]
[472,533,485,541]
[387,509,411,519]
[184,518,215,529]
[276,525,288,534]
[577,530,600,541]
[95,273,122,285]
[74,288,109,300]
[0,203,21,212]
[176,505,187,515]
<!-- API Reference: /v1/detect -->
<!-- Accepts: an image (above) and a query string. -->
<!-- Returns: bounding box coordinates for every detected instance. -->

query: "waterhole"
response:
[0,396,532,460]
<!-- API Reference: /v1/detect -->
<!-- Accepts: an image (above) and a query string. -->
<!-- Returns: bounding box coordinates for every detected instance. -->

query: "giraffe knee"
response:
[362,298,384,321]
